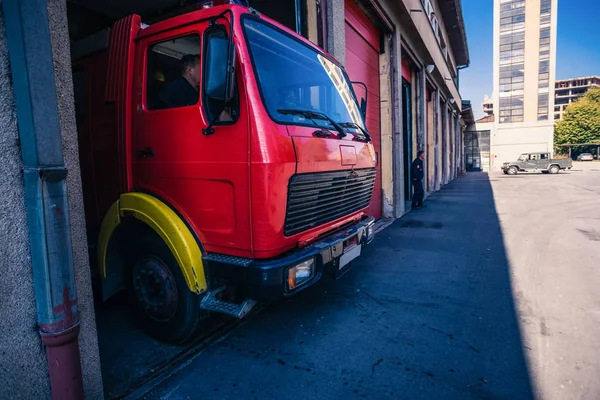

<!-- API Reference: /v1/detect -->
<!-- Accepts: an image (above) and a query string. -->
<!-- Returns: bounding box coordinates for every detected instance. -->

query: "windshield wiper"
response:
[339,122,372,143]
[277,109,347,138]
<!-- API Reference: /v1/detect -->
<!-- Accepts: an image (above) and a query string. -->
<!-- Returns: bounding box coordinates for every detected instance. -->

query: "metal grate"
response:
[284,168,376,236]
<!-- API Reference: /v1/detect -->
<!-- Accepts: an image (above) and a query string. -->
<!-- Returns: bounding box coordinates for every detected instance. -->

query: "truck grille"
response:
[284,168,376,236]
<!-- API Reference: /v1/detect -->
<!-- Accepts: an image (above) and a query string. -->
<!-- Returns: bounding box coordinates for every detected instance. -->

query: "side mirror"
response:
[351,81,368,121]
[204,36,235,104]
[360,98,367,119]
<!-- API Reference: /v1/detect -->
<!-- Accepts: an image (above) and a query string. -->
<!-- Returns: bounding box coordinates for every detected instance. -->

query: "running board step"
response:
[200,287,257,319]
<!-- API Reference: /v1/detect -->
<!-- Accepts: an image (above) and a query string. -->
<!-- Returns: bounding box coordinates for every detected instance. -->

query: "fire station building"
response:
[0,0,468,398]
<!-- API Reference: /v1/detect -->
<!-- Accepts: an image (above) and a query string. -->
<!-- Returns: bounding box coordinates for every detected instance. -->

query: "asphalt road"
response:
[140,162,600,400]
[491,161,600,400]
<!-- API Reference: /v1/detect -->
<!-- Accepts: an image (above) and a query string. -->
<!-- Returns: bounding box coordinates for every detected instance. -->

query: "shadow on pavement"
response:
[141,172,534,400]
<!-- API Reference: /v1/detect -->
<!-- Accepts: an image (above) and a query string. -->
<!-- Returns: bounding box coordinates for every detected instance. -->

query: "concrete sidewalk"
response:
[141,173,533,400]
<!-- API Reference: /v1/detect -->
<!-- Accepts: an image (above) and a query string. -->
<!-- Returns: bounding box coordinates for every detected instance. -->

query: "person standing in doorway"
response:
[411,150,425,209]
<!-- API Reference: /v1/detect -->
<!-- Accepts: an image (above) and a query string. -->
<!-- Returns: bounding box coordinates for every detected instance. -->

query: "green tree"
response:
[555,87,600,150]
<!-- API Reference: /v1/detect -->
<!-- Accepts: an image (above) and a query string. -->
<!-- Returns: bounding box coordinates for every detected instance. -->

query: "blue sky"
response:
[460,0,600,119]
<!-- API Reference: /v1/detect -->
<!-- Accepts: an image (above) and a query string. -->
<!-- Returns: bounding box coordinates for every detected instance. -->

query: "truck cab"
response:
[73,3,377,343]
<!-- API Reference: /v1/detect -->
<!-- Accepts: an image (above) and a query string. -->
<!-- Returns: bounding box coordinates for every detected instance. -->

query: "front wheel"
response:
[507,166,518,175]
[129,232,208,344]
[548,165,560,174]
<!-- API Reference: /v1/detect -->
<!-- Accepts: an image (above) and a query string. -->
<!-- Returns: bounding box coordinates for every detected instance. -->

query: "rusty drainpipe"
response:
[3,0,84,399]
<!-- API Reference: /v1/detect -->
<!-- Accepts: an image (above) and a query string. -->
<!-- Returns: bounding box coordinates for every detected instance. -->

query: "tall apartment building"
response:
[491,0,558,169]
[554,76,600,120]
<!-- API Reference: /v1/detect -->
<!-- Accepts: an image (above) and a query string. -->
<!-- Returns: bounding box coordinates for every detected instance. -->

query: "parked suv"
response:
[502,152,572,175]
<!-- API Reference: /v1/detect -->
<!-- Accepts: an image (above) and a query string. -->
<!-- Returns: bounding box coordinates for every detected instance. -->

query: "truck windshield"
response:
[518,154,528,161]
[243,18,365,131]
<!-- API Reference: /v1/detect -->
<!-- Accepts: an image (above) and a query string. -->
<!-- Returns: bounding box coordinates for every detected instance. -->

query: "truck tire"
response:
[507,166,518,175]
[548,165,560,174]
[129,231,208,344]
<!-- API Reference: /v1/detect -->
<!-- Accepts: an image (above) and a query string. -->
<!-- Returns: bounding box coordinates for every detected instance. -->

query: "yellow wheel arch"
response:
[97,193,207,295]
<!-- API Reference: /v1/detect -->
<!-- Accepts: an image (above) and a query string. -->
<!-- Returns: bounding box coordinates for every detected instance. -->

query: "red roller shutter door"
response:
[344,0,382,219]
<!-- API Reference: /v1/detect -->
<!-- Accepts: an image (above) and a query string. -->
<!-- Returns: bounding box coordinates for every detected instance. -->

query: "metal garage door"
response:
[344,0,382,219]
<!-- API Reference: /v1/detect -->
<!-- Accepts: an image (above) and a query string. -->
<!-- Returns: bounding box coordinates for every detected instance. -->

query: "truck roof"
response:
[139,4,341,67]
[72,4,342,69]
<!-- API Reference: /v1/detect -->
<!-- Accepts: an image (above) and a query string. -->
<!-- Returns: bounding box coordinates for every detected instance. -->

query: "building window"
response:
[500,95,524,123]
[500,1,526,32]
[540,14,551,24]
[538,93,549,120]
[541,0,552,17]
[421,0,441,42]
[498,20,526,124]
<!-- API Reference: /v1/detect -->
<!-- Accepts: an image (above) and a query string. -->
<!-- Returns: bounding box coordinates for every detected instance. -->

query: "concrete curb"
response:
[373,217,394,234]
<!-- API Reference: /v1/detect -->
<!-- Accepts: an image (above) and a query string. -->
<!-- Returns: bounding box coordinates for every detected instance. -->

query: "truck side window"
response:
[203,28,239,124]
[146,34,201,110]
[540,153,547,160]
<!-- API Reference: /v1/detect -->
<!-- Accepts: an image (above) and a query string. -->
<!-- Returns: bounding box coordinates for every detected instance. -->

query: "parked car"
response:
[577,153,594,161]
[501,152,572,175]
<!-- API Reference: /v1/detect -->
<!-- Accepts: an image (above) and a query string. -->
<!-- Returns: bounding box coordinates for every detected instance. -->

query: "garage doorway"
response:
[344,0,382,219]
[69,2,307,398]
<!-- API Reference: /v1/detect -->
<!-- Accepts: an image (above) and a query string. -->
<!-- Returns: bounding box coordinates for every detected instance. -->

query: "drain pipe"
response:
[3,0,84,399]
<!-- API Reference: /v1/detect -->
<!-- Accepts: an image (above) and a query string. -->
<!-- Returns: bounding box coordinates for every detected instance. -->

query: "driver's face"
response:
[420,153,425,160]
[186,62,201,88]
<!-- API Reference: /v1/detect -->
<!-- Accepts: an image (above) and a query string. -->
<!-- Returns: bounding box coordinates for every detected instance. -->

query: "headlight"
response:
[287,258,315,290]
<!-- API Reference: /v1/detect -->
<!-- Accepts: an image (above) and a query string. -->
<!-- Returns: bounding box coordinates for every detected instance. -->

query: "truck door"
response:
[132,23,252,256]
[525,153,539,170]
[539,152,549,169]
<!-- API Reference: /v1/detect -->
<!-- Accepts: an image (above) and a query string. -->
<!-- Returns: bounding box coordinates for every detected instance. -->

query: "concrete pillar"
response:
[394,43,407,217]
[452,112,458,180]
[449,112,454,181]
[417,69,426,197]
[47,0,104,396]
[379,34,395,218]
[0,10,51,398]
[434,91,442,191]
[0,1,103,398]
[326,0,345,64]
[440,100,449,186]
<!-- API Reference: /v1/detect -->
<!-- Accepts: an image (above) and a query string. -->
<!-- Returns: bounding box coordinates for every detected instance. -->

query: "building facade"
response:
[554,76,600,121]
[490,0,558,170]
[0,0,468,398]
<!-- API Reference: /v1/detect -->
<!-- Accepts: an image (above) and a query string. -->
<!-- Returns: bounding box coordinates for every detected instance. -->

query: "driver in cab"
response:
[166,54,200,108]
[166,54,233,122]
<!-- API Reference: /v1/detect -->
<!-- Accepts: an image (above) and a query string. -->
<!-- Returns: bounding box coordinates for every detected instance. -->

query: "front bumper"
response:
[205,216,376,299]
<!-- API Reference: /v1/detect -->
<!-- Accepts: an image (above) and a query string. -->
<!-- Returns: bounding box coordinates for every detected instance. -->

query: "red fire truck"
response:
[72,1,377,344]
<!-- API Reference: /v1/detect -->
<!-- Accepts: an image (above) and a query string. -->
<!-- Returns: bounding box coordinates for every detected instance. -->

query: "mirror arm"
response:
[202,120,217,136]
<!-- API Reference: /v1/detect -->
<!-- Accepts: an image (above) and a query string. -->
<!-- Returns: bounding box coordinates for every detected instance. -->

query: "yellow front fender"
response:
[97,193,207,294]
